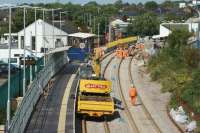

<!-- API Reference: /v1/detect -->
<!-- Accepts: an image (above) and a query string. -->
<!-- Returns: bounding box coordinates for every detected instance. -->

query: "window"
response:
[10,58,17,63]
[32,36,36,50]
[14,54,20,57]
[21,36,24,49]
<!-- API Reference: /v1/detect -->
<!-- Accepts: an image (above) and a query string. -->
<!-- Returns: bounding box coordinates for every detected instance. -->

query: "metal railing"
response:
[9,51,68,133]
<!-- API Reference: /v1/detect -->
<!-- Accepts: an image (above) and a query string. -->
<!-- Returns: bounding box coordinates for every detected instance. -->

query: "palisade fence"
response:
[0,58,44,109]
[9,52,67,133]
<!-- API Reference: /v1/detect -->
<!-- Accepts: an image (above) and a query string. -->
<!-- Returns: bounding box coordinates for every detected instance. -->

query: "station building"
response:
[0,19,69,67]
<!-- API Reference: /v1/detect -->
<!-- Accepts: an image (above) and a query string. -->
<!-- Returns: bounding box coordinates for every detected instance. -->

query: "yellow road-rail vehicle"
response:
[77,79,115,117]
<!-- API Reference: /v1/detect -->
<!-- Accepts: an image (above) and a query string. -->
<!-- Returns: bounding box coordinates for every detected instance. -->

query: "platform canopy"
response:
[68,32,96,39]
[46,46,71,55]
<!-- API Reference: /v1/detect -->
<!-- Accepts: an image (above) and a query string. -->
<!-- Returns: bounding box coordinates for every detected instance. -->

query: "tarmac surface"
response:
[25,63,79,133]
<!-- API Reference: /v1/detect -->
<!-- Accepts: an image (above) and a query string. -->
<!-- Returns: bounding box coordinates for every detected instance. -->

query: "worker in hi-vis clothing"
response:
[129,84,137,106]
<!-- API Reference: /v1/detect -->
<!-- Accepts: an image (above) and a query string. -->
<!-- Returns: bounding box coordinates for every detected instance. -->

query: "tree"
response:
[144,1,158,11]
[161,1,175,9]
[127,13,160,37]
[114,0,123,9]
[167,29,192,49]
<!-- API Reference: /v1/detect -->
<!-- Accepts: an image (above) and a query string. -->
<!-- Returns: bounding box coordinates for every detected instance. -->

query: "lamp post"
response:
[34,7,38,72]
[59,11,69,38]
[6,6,12,130]
[52,9,55,49]
[23,7,26,96]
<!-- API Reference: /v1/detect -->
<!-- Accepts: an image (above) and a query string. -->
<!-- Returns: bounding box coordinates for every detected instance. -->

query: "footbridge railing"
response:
[9,51,68,133]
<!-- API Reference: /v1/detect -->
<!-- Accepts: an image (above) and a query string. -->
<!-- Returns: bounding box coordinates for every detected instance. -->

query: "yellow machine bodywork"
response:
[77,96,114,117]
[92,48,104,77]
[91,59,101,78]
[80,79,112,94]
[106,36,138,49]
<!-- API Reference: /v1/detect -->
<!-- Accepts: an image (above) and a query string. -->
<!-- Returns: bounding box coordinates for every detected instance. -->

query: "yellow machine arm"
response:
[106,36,138,49]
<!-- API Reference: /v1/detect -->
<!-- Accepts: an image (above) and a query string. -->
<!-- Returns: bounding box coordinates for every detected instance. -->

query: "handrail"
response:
[9,51,68,133]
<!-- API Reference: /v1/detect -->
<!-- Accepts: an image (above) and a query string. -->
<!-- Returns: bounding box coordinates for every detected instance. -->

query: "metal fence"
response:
[0,58,44,109]
[9,51,68,133]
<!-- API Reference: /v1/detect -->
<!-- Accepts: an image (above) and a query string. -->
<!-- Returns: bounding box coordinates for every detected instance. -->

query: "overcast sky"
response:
[0,0,179,5]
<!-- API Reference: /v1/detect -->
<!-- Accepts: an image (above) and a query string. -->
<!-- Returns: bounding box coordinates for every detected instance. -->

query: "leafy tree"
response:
[167,29,192,49]
[144,1,158,11]
[114,0,123,9]
[127,13,160,36]
[161,0,175,9]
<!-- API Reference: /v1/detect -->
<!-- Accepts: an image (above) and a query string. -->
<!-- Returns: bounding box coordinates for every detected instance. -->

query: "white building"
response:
[109,19,130,41]
[3,19,68,53]
[192,0,200,5]
[0,19,69,67]
[153,22,199,39]
[179,3,186,8]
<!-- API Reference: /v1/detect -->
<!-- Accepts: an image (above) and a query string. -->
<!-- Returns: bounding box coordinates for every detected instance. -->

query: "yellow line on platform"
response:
[57,74,76,133]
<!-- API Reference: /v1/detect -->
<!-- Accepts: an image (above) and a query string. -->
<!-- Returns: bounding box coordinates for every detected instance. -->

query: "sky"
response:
[0,0,178,5]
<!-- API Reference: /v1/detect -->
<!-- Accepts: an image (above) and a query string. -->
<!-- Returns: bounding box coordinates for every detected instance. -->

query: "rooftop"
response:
[68,32,96,39]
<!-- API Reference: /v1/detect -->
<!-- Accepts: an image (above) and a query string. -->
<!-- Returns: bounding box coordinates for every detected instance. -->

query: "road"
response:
[25,63,79,133]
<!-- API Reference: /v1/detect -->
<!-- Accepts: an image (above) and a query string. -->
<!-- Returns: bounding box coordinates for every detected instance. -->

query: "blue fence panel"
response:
[68,48,89,61]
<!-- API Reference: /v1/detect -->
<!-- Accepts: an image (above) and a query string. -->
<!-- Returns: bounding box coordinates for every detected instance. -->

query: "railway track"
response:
[128,57,162,133]
[81,53,113,133]
[117,59,140,133]
[82,119,87,133]
[103,117,110,133]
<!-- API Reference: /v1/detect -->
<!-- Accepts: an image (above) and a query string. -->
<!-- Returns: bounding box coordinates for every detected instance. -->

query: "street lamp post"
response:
[52,9,55,49]
[59,11,69,38]
[6,6,12,130]
[42,9,46,66]
[34,8,38,72]
[23,7,26,96]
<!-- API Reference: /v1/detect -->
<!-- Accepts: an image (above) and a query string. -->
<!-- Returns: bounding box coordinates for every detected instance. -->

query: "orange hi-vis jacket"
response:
[129,87,137,97]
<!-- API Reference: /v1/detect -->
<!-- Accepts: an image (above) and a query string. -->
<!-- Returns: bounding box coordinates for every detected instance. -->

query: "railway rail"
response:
[100,49,162,133]
[81,53,113,133]
[128,57,162,133]
[82,119,87,133]
[117,59,140,133]
[103,117,110,133]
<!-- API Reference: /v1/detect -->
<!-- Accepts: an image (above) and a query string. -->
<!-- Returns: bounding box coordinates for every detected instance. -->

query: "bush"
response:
[181,70,200,113]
